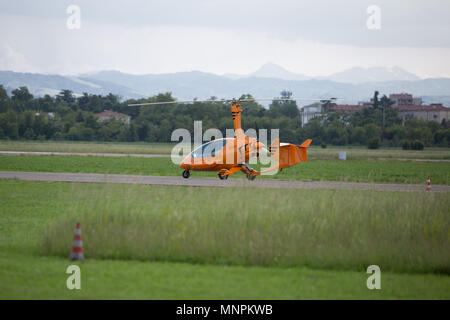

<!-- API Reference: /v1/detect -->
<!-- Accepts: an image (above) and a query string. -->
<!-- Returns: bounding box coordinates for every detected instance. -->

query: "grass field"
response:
[41,182,449,273]
[0,140,176,155]
[1,140,449,160]
[1,180,449,299]
[0,154,449,184]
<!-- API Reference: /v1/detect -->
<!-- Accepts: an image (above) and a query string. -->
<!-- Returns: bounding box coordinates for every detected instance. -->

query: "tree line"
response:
[0,85,449,148]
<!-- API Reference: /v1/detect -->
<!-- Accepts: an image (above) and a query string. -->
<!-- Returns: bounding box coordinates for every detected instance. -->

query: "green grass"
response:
[1,140,449,160]
[307,146,450,161]
[1,154,449,184]
[3,252,450,299]
[0,140,177,155]
[40,182,450,274]
[1,180,449,299]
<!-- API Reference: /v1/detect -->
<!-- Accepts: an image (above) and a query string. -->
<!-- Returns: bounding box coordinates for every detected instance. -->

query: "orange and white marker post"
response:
[70,222,84,261]
[426,176,431,192]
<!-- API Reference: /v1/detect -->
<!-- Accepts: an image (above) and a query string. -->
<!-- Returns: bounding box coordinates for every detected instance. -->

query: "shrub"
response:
[402,140,410,150]
[79,127,95,141]
[412,140,424,150]
[320,142,327,148]
[23,128,35,140]
[367,137,380,149]
[66,127,80,141]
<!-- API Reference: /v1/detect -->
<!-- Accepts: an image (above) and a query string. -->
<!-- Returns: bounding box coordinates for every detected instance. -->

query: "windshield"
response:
[191,139,227,158]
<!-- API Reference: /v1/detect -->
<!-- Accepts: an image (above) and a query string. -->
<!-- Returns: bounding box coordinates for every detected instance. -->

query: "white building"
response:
[300,103,322,126]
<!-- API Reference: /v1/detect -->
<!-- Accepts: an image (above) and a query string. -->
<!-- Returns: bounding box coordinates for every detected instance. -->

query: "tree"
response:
[240,94,265,118]
[38,95,55,112]
[364,123,381,143]
[1,85,447,147]
[67,127,80,140]
[23,128,35,140]
[372,91,379,109]
[57,90,76,104]
[269,92,299,118]
[350,126,366,145]
[11,87,33,112]
[76,111,84,122]
[19,111,35,137]
[379,94,395,142]
[368,137,380,149]
[79,127,95,141]
[12,87,33,102]
[0,85,9,113]
[1,110,19,139]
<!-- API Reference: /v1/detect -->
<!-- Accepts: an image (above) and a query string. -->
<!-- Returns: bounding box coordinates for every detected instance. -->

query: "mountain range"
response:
[223,63,421,83]
[0,63,449,106]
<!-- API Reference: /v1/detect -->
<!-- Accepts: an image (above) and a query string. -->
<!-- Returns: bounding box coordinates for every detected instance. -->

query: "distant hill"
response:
[224,63,421,83]
[1,69,449,107]
[325,66,421,83]
[0,71,143,99]
[224,62,310,81]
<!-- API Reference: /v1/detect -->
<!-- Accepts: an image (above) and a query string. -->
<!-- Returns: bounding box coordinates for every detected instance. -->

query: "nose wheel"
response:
[218,173,228,180]
[246,174,256,181]
[182,170,190,179]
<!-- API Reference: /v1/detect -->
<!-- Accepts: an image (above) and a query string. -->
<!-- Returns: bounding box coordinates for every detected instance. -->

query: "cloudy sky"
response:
[1,0,449,77]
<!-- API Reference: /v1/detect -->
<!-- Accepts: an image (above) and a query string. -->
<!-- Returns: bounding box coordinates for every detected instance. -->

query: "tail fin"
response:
[297,139,312,162]
[299,139,312,148]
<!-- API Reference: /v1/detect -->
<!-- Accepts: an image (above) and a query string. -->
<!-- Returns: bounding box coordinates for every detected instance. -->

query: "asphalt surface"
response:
[1,171,448,192]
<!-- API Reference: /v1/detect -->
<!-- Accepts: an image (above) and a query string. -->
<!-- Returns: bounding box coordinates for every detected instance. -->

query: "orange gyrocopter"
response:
[129,97,335,180]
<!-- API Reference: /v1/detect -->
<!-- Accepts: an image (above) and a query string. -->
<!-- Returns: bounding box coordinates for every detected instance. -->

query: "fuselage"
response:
[179,137,264,172]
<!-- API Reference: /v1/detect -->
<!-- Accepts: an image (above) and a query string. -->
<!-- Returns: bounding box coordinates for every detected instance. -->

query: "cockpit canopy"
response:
[190,139,227,159]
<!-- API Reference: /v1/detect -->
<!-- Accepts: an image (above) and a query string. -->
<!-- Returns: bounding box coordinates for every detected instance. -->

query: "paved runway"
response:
[1,171,448,192]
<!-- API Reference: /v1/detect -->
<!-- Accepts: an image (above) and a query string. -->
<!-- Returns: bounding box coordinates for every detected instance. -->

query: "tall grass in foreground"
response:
[41,184,450,274]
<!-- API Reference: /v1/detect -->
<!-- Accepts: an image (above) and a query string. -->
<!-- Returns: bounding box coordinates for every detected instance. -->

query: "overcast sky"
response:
[1,0,449,77]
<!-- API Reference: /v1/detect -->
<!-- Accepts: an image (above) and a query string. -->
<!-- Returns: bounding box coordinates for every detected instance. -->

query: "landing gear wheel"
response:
[182,170,190,179]
[218,173,228,180]
[246,174,256,181]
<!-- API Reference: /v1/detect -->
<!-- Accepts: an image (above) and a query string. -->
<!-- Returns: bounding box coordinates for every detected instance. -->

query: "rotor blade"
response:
[128,97,341,106]
[243,98,340,102]
[127,99,230,106]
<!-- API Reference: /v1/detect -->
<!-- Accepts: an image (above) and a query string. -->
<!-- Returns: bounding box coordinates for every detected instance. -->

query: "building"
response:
[300,103,322,126]
[389,93,422,107]
[328,104,369,113]
[300,96,449,126]
[396,104,449,124]
[358,101,373,107]
[96,110,131,124]
[300,103,369,126]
